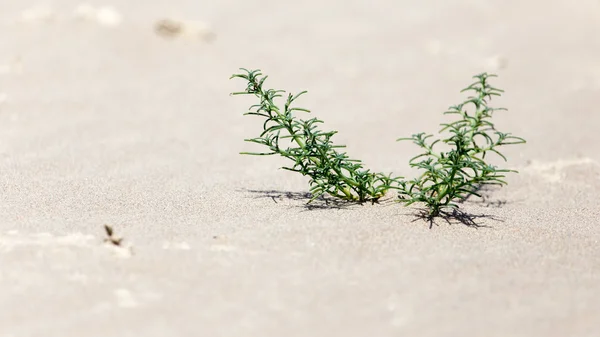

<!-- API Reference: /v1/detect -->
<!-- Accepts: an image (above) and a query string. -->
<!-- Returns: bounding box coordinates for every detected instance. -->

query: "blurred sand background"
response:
[1,0,599,336]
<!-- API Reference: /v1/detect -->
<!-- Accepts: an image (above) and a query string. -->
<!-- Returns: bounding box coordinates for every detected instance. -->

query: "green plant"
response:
[230,68,402,203]
[396,73,526,217]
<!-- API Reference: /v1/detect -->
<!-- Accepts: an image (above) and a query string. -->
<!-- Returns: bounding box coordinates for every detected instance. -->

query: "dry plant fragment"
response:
[154,19,182,37]
[154,18,215,41]
[102,224,134,257]
[103,224,123,246]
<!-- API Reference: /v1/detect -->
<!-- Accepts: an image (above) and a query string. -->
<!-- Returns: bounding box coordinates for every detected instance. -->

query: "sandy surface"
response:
[1,1,600,336]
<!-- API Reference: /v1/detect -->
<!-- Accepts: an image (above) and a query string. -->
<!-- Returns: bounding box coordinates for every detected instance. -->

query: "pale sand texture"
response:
[1,0,600,336]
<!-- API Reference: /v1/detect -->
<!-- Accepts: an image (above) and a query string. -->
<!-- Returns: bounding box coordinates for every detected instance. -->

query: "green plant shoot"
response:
[396,73,526,217]
[230,68,402,203]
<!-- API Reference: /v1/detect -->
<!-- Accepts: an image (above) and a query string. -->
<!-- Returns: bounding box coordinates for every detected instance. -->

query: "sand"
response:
[1,0,599,336]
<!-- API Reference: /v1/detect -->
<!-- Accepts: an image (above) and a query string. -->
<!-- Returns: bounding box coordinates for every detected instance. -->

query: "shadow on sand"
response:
[241,189,387,211]
[457,184,514,208]
[242,188,505,227]
[406,208,504,229]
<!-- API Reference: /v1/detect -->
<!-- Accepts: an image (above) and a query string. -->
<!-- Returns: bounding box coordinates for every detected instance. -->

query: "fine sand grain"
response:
[1,1,599,336]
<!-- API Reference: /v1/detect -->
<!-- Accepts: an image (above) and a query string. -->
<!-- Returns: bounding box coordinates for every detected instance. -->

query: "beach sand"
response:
[1,1,599,336]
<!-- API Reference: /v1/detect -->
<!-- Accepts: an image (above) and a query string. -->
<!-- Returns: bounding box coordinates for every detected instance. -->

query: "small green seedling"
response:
[396,73,526,217]
[230,68,402,203]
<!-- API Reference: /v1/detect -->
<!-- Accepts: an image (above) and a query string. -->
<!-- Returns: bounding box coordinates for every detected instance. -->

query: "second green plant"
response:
[396,73,525,216]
